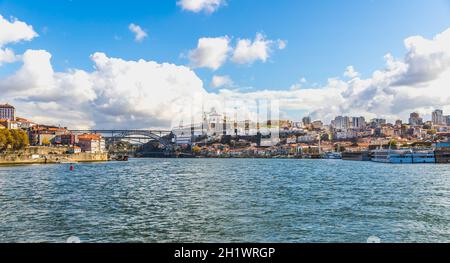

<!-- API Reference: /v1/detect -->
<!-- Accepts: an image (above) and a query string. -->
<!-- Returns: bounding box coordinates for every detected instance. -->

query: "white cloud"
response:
[231,33,284,65]
[344,66,360,79]
[211,75,233,88]
[188,36,230,70]
[177,0,226,13]
[277,40,287,50]
[0,51,207,129]
[1,15,450,129]
[187,33,286,70]
[0,48,17,65]
[0,15,38,66]
[128,23,148,42]
[0,15,38,47]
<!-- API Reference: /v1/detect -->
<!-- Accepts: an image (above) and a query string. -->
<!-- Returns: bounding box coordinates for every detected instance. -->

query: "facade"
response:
[0,119,18,130]
[28,126,69,145]
[409,112,423,126]
[302,116,312,126]
[370,118,387,128]
[432,110,444,126]
[333,116,350,131]
[0,104,15,121]
[77,134,106,153]
[351,117,366,130]
[311,120,323,129]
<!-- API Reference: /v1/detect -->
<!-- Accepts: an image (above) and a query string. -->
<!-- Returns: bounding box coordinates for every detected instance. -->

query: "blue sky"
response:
[1,0,449,91]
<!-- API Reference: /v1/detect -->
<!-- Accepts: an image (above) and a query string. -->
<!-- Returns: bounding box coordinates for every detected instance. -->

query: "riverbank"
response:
[0,146,108,165]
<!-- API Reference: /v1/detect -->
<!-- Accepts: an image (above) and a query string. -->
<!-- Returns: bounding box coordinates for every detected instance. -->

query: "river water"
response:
[1,159,450,243]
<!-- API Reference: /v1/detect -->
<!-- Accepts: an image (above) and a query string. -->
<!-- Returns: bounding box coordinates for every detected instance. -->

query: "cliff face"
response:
[0,147,108,165]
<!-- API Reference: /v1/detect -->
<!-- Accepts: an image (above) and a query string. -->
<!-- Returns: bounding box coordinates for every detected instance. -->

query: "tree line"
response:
[0,128,30,152]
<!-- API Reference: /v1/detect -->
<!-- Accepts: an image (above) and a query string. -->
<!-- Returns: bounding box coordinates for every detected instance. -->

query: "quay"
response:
[0,146,108,165]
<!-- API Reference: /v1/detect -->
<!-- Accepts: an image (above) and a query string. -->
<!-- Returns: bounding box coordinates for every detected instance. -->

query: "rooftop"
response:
[78,134,102,141]
[0,104,15,109]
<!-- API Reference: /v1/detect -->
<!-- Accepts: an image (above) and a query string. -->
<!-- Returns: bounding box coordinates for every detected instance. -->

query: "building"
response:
[311,120,323,130]
[432,109,445,125]
[15,117,36,129]
[409,112,423,126]
[0,119,18,130]
[28,125,69,145]
[77,134,106,153]
[351,117,366,130]
[333,116,350,131]
[370,118,387,128]
[54,134,76,146]
[68,146,82,154]
[302,116,312,126]
[0,104,15,121]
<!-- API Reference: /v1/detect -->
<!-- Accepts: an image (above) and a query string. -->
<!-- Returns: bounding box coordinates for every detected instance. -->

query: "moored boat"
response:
[371,149,413,163]
[342,151,371,161]
[323,152,342,159]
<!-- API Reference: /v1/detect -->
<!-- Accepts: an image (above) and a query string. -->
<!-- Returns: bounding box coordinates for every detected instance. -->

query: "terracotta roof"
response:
[78,134,102,141]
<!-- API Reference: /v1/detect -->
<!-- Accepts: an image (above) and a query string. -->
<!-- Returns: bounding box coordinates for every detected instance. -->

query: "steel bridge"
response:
[69,130,173,148]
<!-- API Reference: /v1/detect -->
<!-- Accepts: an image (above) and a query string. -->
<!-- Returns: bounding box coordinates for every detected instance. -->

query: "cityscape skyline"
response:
[0,1,449,129]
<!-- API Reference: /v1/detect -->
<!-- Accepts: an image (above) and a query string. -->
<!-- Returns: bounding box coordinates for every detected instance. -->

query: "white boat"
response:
[323,152,342,159]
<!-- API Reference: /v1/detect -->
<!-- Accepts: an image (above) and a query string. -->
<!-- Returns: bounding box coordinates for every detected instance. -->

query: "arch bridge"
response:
[69,130,173,148]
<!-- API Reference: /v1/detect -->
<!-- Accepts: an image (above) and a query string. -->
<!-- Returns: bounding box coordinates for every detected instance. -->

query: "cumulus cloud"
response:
[344,66,360,79]
[0,15,38,47]
[0,48,17,65]
[177,0,226,13]
[188,36,231,70]
[128,23,148,42]
[211,75,233,88]
[1,15,450,128]
[231,33,285,65]
[188,33,286,70]
[0,15,38,66]
[0,51,207,129]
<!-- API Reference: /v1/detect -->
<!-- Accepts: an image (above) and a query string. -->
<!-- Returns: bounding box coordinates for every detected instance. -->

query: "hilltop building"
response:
[0,104,15,121]
[409,112,423,126]
[432,109,445,126]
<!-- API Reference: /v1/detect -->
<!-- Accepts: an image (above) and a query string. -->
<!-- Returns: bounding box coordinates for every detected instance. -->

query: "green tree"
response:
[0,129,29,152]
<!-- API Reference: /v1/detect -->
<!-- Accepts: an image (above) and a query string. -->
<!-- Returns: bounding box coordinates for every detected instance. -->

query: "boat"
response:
[112,155,129,161]
[412,150,436,163]
[342,151,371,161]
[371,149,413,163]
[372,149,436,164]
[323,152,342,159]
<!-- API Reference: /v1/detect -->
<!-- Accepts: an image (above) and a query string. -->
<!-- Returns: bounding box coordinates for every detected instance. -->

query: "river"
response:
[1,159,450,243]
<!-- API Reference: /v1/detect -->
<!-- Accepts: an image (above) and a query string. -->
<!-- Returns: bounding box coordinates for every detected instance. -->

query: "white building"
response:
[333,116,351,131]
